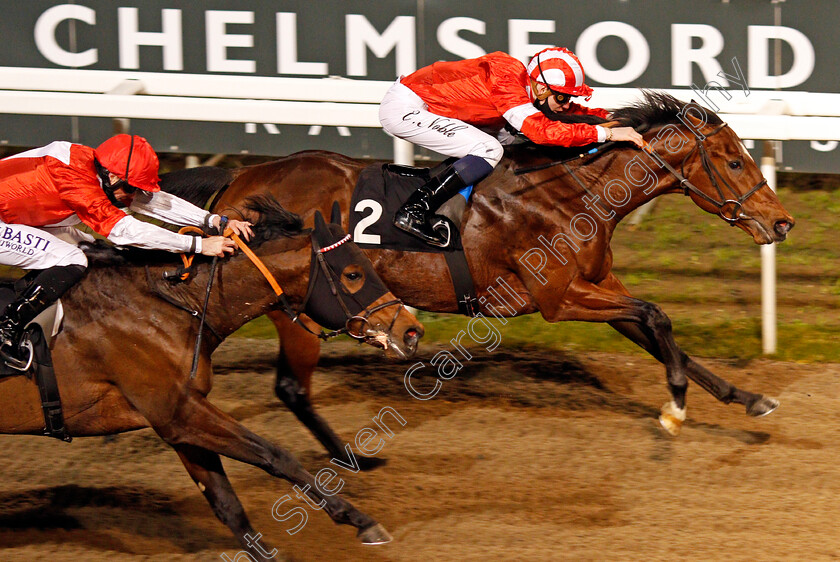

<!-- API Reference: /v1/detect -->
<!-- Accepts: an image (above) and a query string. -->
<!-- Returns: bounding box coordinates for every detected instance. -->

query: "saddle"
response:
[349,160,480,316]
[0,281,71,442]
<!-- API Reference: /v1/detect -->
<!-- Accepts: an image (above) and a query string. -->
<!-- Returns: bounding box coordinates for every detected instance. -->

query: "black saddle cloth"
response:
[349,159,464,253]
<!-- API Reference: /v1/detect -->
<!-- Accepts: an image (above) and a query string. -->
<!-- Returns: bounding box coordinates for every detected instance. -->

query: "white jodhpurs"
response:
[379,79,504,167]
[0,221,89,269]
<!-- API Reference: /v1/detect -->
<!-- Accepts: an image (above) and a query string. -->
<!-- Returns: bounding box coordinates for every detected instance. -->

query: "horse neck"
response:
[214,239,311,333]
[545,126,700,225]
[184,238,313,342]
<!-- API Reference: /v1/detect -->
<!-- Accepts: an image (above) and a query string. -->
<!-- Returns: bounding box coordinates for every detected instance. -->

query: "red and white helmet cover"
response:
[95,134,161,192]
[526,47,594,101]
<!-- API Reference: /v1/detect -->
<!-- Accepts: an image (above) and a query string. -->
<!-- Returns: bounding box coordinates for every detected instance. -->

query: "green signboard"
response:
[1,1,838,171]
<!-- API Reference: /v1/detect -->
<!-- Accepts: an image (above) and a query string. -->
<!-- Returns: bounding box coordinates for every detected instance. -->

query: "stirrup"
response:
[428,216,453,248]
[0,336,34,372]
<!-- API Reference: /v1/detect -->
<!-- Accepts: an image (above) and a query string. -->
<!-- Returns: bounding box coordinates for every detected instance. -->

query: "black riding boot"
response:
[0,265,86,355]
[0,284,52,352]
[394,166,469,247]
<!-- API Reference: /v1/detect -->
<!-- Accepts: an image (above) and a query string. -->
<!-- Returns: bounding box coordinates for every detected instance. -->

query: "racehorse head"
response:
[613,91,795,244]
[245,196,423,359]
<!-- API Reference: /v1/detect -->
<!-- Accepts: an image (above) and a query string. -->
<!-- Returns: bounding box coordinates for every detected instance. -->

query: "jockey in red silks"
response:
[379,47,645,247]
[0,134,253,358]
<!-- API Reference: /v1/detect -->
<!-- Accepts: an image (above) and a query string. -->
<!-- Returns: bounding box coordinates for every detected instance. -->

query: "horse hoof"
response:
[747,396,779,417]
[658,401,686,437]
[357,456,388,471]
[358,523,393,545]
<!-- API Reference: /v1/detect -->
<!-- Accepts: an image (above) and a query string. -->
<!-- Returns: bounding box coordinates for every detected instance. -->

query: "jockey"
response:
[379,47,645,247]
[0,134,254,359]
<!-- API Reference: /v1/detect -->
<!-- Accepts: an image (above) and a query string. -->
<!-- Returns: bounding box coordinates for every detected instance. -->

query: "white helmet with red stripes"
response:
[526,47,594,102]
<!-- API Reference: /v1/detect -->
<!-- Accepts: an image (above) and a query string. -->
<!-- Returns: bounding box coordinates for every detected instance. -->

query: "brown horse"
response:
[162,92,794,451]
[0,196,423,558]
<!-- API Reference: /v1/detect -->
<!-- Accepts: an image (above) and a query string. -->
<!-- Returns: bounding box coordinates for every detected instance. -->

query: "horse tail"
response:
[159,166,234,208]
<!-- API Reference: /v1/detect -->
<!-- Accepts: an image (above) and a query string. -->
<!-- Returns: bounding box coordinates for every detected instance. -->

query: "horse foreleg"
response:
[600,274,779,421]
[155,391,391,545]
[174,444,277,561]
[271,311,385,470]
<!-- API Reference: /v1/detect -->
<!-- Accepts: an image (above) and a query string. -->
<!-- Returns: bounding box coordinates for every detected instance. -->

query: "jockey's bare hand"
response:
[201,236,237,257]
[212,215,254,241]
[607,126,645,148]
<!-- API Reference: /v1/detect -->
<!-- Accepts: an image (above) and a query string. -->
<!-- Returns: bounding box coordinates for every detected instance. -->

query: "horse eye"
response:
[345,272,362,281]
[728,160,742,170]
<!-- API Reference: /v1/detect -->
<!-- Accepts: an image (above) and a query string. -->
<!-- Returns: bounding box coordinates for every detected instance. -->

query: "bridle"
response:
[156,228,405,371]
[642,122,767,224]
[514,121,768,225]
[292,233,405,342]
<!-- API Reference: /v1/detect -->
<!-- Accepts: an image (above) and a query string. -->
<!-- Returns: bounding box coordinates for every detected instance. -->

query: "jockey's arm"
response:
[130,191,253,240]
[129,190,216,230]
[106,215,232,257]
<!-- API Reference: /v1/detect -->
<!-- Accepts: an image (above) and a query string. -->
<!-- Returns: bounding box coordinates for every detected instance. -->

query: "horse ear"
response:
[314,210,327,233]
[330,201,341,225]
[313,210,328,245]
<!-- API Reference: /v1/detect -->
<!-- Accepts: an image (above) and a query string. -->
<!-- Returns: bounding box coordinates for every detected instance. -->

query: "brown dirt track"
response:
[1,338,839,561]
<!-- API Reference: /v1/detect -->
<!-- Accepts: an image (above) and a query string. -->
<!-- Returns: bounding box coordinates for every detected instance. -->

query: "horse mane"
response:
[159,166,235,208]
[83,194,306,268]
[505,90,722,162]
[611,90,723,129]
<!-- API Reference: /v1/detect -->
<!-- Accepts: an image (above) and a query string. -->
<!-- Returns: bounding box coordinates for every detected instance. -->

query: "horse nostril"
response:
[774,220,793,236]
[404,327,423,346]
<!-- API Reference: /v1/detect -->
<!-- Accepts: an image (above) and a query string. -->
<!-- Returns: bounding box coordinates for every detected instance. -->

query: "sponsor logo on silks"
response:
[1,227,51,256]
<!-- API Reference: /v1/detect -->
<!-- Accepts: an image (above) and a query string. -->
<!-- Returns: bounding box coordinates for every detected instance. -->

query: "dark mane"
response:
[84,194,305,268]
[611,90,722,130]
[242,194,305,246]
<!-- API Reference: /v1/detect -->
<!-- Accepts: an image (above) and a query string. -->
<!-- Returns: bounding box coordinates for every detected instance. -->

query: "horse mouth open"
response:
[364,325,424,359]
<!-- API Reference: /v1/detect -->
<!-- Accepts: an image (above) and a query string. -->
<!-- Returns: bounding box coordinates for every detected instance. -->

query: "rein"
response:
[157,226,403,379]
[515,122,767,224]
[169,225,286,380]
[513,143,614,175]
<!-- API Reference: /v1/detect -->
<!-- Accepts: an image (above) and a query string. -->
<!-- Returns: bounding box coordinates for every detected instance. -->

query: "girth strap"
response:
[443,232,480,317]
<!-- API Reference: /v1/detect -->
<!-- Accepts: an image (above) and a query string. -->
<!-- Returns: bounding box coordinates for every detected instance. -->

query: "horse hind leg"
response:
[272,312,385,470]
[174,444,277,561]
[155,391,390,545]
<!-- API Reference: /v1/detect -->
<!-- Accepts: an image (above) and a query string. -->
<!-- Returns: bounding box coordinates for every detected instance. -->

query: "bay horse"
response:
[162,92,795,450]
[0,196,423,558]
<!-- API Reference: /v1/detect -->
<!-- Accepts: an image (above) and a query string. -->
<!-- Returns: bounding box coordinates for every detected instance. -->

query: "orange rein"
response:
[177,226,284,296]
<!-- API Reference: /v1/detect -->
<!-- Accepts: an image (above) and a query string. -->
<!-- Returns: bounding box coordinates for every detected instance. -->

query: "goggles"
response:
[533,86,574,105]
[110,178,137,194]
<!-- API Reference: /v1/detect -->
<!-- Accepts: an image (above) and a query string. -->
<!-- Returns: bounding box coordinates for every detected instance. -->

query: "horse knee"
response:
[275,374,307,408]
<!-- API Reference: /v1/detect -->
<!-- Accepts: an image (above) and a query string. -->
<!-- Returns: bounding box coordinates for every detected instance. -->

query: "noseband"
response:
[644,123,768,224]
[293,234,404,342]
